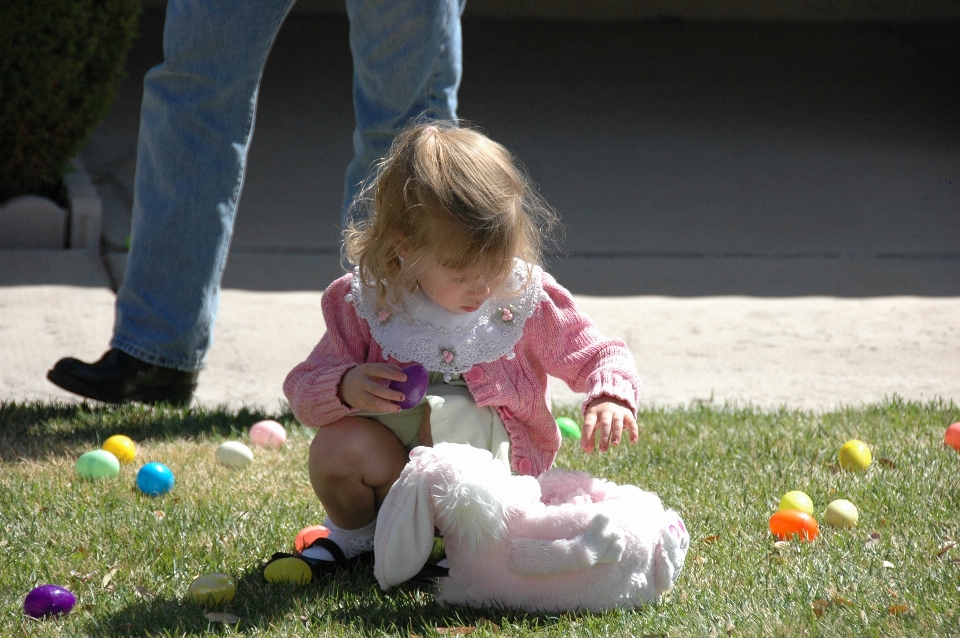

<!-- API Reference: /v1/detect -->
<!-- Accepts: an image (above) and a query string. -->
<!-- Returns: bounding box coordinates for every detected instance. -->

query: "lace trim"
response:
[347,260,544,379]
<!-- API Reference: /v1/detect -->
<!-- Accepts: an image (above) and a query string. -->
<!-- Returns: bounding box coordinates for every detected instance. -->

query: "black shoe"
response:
[47,348,198,406]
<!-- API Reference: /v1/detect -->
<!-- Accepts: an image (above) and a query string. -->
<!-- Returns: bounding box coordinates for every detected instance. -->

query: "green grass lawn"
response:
[1,398,958,637]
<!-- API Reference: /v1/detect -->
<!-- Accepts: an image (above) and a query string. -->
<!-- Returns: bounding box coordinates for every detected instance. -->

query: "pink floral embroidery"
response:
[377,309,391,323]
[501,307,514,322]
[442,349,455,364]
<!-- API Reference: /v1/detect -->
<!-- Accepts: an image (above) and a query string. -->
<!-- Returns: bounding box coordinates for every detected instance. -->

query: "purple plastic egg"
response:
[24,585,76,618]
[389,364,429,410]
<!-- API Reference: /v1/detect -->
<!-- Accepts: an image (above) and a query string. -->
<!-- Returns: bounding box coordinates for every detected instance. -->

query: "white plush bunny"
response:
[374,443,690,613]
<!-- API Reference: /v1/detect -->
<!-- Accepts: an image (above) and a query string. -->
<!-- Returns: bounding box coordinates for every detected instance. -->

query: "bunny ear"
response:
[374,449,437,589]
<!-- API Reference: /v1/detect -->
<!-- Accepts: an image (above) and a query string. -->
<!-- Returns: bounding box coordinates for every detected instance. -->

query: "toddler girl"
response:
[281,122,641,572]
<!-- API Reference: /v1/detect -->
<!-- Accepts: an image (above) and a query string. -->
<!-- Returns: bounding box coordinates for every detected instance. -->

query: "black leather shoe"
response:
[47,348,198,406]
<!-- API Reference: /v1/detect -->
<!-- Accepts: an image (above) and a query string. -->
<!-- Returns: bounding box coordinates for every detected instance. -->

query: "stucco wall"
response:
[140,0,960,21]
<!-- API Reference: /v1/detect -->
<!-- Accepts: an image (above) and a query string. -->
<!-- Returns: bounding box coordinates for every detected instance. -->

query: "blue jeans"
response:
[112,0,465,371]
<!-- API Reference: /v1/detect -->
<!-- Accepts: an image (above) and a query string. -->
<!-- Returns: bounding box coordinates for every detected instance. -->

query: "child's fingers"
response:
[595,411,614,453]
[580,412,597,453]
[365,363,406,383]
[625,412,640,444]
[608,412,625,447]
[362,374,406,406]
[360,364,406,404]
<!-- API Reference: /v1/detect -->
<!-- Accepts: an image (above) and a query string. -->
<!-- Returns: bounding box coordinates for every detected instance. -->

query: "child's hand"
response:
[338,363,408,412]
[581,396,639,453]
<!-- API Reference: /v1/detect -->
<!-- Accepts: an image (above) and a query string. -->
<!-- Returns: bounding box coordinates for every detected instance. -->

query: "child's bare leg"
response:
[308,415,408,529]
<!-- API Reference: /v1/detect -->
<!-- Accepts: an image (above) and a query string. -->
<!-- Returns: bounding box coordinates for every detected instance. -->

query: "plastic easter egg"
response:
[137,462,175,496]
[778,490,814,515]
[187,573,236,606]
[75,450,120,479]
[389,364,429,410]
[945,422,960,451]
[824,499,859,528]
[769,509,819,541]
[23,585,76,618]
[556,416,581,440]
[215,441,254,467]
[102,434,136,464]
[838,439,872,471]
[249,420,287,449]
[295,524,330,553]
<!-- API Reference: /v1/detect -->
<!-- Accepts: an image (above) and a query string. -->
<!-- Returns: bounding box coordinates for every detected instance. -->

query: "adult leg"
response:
[48,0,297,403]
[342,0,467,221]
[114,0,298,370]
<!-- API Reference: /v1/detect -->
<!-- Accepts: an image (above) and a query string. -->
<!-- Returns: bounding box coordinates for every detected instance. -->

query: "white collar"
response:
[346,260,544,379]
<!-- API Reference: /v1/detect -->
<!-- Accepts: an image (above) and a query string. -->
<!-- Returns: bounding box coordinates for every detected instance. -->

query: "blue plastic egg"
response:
[137,462,175,496]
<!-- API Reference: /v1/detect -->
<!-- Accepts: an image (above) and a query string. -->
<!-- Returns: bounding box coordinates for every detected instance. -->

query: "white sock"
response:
[300,518,376,562]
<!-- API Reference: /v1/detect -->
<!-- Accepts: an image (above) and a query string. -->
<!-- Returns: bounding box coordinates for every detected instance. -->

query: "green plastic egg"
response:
[556,416,581,440]
[75,450,120,479]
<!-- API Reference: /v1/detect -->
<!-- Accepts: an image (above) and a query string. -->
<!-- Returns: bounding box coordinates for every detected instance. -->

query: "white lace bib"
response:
[346,260,545,380]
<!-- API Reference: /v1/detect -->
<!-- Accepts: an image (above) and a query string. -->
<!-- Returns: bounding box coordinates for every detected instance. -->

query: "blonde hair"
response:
[344,121,558,312]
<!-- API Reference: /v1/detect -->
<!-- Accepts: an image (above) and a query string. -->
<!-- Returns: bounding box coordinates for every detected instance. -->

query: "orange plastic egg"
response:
[769,509,819,541]
[295,524,330,553]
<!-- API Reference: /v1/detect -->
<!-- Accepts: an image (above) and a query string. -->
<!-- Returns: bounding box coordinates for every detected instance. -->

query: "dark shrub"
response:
[0,0,140,203]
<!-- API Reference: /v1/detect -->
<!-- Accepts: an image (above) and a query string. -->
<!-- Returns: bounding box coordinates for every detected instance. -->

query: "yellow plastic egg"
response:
[838,439,872,471]
[778,490,814,515]
[102,435,136,464]
[187,573,236,606]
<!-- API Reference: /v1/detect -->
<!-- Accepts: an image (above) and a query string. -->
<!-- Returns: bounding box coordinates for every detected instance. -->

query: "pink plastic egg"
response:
[249,420,287,449]
[389,364,429,410]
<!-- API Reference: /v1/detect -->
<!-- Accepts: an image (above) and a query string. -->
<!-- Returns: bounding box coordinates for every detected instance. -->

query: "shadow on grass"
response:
[90,559,551,637]
[0,400,296,462]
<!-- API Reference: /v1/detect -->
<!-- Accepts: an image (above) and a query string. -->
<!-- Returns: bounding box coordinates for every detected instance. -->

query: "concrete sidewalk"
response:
[2,12,958,411]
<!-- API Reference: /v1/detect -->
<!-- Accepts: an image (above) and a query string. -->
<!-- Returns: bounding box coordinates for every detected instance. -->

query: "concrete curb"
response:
[0,157,103,251]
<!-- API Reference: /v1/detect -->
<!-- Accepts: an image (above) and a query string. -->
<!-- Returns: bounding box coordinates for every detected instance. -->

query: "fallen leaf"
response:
[154,510,166,520]
[936,541,956,559]
[877,458,897,469]
[476,618,499,631]
[205,612,240,624]
[135,586,156,600]
[827,463,840,475]
[102,566,118,589]
[834,597,853,606]
[703,535,721,544]
[888,604,910,616]
[694,555,709,564]
[882,560,895,569]
[865,532,881,549]
[812,599,830,618]
[860,610,869,624]
[774,541,791,549]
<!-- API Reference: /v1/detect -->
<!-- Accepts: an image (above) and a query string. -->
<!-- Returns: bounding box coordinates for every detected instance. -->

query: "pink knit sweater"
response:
[283,271,641,476]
